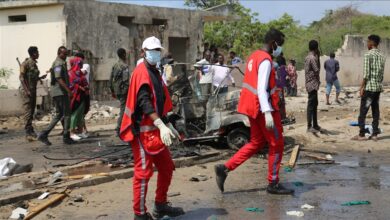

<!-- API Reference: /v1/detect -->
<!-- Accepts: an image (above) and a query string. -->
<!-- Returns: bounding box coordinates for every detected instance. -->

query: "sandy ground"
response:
[1,86,390,219]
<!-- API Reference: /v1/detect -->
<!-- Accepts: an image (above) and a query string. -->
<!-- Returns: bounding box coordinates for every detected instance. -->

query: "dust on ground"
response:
[1,86,390,219]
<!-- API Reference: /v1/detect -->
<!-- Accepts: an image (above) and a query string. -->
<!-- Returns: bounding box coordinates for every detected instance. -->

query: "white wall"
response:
[0,4,66,89]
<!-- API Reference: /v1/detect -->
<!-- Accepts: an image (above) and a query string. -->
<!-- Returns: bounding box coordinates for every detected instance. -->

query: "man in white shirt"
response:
[209,54,235,94]
[198,51,212,97]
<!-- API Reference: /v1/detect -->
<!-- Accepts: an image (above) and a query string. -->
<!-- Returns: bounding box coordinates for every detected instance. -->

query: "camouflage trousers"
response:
[116,94,127,136]
[22,89,36,135]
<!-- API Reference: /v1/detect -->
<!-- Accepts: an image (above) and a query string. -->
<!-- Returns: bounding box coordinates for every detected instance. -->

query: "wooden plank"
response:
[25,192,68,220]
[288,145,300,168]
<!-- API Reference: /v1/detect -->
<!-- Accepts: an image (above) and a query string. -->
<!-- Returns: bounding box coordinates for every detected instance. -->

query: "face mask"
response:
[272,44,283,57]
[145,50,161,65]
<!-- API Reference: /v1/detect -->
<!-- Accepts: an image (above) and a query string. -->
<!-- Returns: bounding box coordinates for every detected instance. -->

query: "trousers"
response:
[41,95,70,138]
[131,137,175,215]
[22,90,36,134]
[358,91,381,136]
[307,90,319,128]
[116,94,127,135]
[225,111,284,184]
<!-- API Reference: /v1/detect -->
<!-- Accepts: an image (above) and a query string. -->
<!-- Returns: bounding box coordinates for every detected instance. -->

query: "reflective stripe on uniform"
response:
[137,138,147,214]
[140,125,158,132]
[242,82,257,95]
[271,153,280,181]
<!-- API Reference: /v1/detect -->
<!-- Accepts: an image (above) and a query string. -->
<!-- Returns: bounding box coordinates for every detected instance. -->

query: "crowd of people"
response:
[18,28,386,219]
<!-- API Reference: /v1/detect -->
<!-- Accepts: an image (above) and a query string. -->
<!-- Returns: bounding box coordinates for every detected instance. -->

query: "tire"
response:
[227,127,250,150]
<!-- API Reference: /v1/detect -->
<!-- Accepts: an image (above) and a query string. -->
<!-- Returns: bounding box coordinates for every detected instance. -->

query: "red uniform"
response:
[226,50,284,184]
[120,63,174,215]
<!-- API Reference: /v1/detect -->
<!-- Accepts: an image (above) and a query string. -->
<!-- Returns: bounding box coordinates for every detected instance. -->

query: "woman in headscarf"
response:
[287,59,298,96]
[68,57,89,141]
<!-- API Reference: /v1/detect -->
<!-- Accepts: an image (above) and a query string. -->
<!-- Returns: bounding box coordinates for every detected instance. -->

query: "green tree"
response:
[184,0,237,8]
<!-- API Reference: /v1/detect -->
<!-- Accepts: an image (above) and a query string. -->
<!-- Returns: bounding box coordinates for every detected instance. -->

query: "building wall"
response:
[297,35,390,88]
[0,4,66,89]
[62,0,204,99]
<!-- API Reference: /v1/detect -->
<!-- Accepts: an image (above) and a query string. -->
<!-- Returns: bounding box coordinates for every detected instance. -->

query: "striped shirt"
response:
[364,48,386,92]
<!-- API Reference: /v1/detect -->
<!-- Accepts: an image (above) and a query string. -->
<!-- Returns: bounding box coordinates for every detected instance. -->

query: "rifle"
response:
[16,57,31,95]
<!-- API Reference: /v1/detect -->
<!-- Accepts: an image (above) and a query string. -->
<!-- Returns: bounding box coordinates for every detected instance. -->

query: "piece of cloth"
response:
[358,91,380,136]
[109,59,130,96]
[307,90,319,129]
[326,79,341,95]
[276,65,288,89]
[50,57,69,97]
[40,95,70,138]
[286,63,297,89]
[324,58,340,83]
[210,64,235,88]
[70,101,85,130]
[81,64,90,83]
[224,111,284,184]
[131,138,175,215]
[304,51,320,93]
[257,60,273,113]
[363,48,386,92]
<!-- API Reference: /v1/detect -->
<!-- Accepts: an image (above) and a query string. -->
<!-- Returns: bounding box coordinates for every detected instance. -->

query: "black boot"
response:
[152,202,185,219]
[266,183,294,195]
[37,133,52,146]
[134,213,154,220]
[214,164,229,192]
[63,133,76,145]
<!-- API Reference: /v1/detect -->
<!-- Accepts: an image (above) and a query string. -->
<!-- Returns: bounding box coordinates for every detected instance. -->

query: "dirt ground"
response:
[1,86,390,220]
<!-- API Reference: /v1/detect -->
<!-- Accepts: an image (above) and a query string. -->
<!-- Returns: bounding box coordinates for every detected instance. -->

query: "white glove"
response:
[153,118,175,146]
[167,123,180,139]
[264,111,274,130]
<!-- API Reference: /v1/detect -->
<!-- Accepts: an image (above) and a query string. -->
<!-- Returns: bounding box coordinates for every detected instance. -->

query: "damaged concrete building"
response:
[0,0,230,115]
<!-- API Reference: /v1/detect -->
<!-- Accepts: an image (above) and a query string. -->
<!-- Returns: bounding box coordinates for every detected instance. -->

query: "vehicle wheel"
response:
[227,127,250,150]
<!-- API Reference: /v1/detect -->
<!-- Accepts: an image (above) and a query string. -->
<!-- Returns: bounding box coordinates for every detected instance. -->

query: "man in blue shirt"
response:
[229,51,242,65]
[324,52,341,105]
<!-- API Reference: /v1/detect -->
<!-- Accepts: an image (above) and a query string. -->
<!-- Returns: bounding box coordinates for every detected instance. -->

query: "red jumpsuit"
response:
[120,62,174,215]
[226,50,284,184]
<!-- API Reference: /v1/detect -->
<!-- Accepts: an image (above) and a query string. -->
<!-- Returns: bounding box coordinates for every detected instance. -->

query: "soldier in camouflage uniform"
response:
[109,48,130,135]
[38,46,75,145]
[19,46,44,141]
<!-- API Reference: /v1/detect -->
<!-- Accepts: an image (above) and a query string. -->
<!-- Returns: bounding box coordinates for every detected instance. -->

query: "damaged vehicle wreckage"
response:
[166,63,296,150]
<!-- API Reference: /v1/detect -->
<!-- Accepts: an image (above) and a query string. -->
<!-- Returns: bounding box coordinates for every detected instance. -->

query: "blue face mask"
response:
[272,45,283,57]
[145,50,161,65]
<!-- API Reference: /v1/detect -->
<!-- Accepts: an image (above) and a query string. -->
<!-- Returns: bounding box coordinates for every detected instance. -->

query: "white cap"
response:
[81,63,90,74]
[142,36,164,50]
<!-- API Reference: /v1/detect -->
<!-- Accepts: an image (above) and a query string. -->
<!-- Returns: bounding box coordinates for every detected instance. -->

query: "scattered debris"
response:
[301,204,315,210]
[303,153,334,161]
[0,157,33,178]
[245,207,264,213]
[284,167,293,173]
[37,192,50,200]
[297,161,336,165]
[325,154,333,160]
[0,128,8,135]
[25,191,69,220]
[10,207,28,219]
[168,192,181,197]
[288,145,300,168]
[96,214,108,219]
[293,181,304,187]
[189,174,208,182]
[341,200,371,206]
[47,171,64,186]
[73,194,84,202]
[286,211,304,217]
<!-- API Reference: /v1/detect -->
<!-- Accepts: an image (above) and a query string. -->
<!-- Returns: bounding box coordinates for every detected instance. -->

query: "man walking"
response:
[305,40,322,133]
[324,52,341,105]
[38,46,74,145]
[109,48,130,136]
[352,35,386,141]
[214,29,294,195]
[120,37,184,220]
[19,46,44,141]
